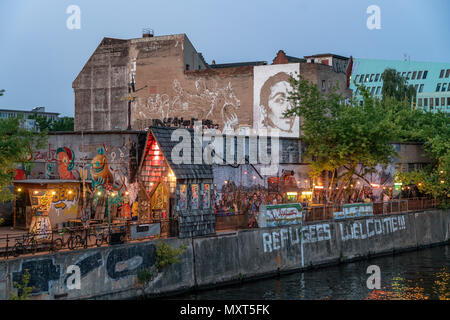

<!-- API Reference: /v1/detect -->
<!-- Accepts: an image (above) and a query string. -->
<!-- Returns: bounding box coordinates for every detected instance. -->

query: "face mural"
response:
[91,147,114,186]
[254,64,300,138]
[56,147,76,180]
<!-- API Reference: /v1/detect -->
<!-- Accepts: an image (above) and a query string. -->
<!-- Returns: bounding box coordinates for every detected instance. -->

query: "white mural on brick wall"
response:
[253,64,300,138]
[134,79,241,132]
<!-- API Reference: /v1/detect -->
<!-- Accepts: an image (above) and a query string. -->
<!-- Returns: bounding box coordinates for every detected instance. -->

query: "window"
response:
[414,84,418,91]
[365,74,370,82]
[446,69,450,78]
[419,84,424,92]
[442,97,446,106]
[435,98,439,107]
[440,69,445,78]
[442,83,448,92]
[359,74,364,83]
[417,71,423,79]
[321,80,326,91]
[371,87,375,94]
[375,74,380,82]
[448,83,450,91]
[423,70,428,79]
[407,72,411,79]
[376,86,381,95]
[447,97,450,106]
[370,74,374,82]
[418,98,422,107]
[412,71,417,80]
[430,98,434,109]
[436,83,441,92]
[423,98,428,107]
[354,75,359,83]
[191,184,199,209]
[402,72,406,77]
[185,64,190,70]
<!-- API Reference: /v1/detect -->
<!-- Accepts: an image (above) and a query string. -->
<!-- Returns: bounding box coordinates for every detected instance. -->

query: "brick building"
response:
[73,33,352,137]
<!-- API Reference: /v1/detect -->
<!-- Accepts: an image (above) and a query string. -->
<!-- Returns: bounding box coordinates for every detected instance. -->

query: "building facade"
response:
[73,33,352,136]
[350,58,450,113]
[0,106,59,131]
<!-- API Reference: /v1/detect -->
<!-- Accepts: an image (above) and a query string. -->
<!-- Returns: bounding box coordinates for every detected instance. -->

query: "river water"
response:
[176,245,450,300]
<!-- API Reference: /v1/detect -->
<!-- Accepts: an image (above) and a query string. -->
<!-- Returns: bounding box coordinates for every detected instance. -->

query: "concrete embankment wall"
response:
[0,209,449,300]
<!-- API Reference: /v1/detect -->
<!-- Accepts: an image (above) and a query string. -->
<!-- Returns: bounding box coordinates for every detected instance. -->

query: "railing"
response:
[0,220,170,260]
[1,198,439,258]
[215,197,440,231]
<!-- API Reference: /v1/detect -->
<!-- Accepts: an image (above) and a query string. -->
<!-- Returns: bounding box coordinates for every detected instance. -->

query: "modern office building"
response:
[350,58,450,113]
[0,106,59,130]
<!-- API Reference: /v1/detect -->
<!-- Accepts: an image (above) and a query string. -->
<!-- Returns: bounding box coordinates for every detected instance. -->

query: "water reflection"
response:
[175,245,450,300]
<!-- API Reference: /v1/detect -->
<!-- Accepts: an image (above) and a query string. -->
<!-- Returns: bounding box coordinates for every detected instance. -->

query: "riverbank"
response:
[0,209,448,300]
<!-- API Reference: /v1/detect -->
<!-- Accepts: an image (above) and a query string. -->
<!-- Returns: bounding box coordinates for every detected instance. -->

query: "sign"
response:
[333,203,374,220]
[129,223,160,240]
[258,203,303,228]
[29,190,53,216]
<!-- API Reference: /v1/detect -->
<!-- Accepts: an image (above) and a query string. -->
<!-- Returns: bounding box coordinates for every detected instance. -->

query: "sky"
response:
[0,0,449,117]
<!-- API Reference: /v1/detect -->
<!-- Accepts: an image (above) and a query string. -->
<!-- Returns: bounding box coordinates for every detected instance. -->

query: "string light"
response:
[17,188,22,192]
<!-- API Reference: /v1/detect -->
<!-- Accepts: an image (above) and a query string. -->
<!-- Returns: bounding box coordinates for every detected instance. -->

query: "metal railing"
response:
[0,219,175,260]
[215,197,440,231]
[1,198,439,257]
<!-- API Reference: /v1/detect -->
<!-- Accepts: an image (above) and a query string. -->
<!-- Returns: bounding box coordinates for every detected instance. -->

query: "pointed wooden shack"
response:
[138,127,215,238]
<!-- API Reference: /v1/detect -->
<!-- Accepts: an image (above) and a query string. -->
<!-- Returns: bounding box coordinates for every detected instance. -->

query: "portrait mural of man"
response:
[253,64,300,138]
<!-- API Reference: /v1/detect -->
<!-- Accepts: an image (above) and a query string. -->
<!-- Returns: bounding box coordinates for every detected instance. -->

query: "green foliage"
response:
[0,116,47,202]
[285,74,397,201]
[156,241,187,270]
[50,117,74,132]
[381,68,416,103]
[9,269,34,300]
[394,105,449,204]
[28,114,74,132]
[0,89,4,96]
[137,268,154,285]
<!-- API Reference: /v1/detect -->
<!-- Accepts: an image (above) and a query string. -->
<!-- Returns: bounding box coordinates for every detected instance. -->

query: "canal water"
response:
[176,245,450,300]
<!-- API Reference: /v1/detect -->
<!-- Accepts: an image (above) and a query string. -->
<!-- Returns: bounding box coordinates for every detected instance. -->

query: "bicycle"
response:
[13,232,39,257]
[67,227,104,250]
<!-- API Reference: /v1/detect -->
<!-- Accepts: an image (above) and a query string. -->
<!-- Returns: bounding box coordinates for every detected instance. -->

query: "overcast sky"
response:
[0,0,449,116]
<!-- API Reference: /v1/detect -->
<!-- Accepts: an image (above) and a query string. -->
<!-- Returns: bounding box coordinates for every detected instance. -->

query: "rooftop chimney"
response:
[142,28,154,38]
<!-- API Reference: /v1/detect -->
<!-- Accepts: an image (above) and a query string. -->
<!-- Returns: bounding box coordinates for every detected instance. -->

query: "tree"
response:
[0,116,46,201]
[0,90,46,201]
[28,114,74,132]
[0,89,5,96]
[381,68,416,103]
[285,75,398,202]
[51,116,74,131]
[395,110,449,206]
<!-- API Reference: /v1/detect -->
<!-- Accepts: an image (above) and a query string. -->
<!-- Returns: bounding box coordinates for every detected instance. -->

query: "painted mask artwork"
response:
[56,147,75,180]
[91,147,114,186]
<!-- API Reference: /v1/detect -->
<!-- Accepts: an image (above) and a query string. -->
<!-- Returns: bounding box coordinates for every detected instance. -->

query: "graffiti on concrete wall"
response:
[63,252,103,287]
[262,215,408,253]
[12,259,61,295]
[135,79,241,133]
[106,244,157,280]
[339,215,406,241]
[262,225,302,253]
[253,64,300,138]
